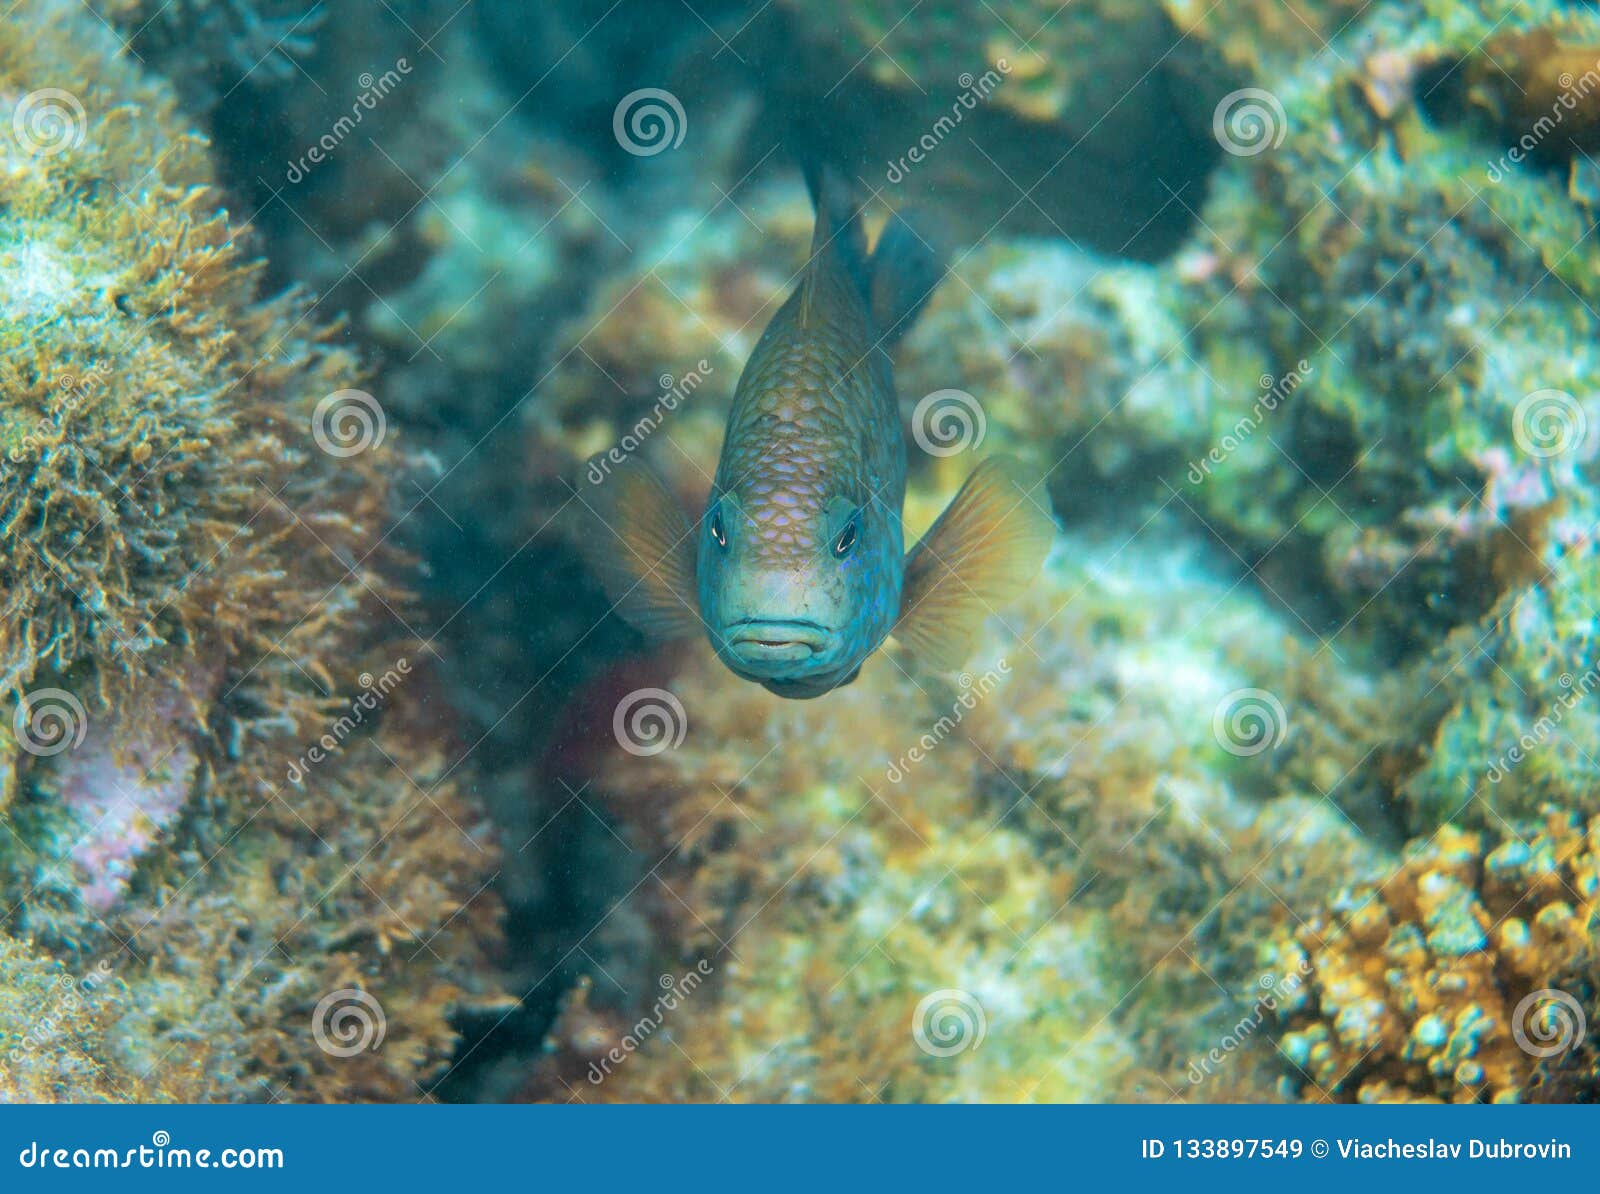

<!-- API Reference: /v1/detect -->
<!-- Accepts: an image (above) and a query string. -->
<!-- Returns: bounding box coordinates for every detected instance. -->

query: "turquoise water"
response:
[0,0,1596,1104]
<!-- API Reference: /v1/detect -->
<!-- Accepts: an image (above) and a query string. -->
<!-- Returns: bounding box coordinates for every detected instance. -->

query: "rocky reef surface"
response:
[0,0,503,1102]
[2,0,1599,1103]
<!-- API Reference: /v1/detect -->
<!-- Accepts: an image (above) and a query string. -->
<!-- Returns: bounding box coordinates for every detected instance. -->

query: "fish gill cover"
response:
[0,0,1595,1106]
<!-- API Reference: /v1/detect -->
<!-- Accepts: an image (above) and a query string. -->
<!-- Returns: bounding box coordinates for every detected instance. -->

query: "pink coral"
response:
[46,670,215,912]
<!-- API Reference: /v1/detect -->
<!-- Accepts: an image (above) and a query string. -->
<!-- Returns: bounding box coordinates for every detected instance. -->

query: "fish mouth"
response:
[723,618,830,664]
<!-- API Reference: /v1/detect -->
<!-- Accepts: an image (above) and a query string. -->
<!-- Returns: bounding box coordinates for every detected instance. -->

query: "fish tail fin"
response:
[893,455,1056,671]
[802,161,871,299]
[869,210,945,346]
[574,453,703,640]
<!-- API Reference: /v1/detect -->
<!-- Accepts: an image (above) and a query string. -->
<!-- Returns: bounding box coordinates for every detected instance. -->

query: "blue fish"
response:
[581,168,1055,698]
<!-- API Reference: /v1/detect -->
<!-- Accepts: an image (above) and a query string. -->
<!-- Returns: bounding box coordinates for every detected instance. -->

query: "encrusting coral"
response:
[1173,0,1600,648]
[1274,811,1600,1103]
[0,0,505,1103]
[0,0,385,702]
[511,0,1600,1104]
[0,933,137,1102]
[6,0,1599,1105]
[523,522,1384,1103]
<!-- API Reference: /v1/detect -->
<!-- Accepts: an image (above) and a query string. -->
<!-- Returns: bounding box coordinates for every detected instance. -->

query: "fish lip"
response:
[723,618,830,661]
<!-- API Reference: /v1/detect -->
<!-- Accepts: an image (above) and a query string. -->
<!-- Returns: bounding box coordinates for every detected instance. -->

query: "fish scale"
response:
[581,166,1054,699]
[719,267,900,563]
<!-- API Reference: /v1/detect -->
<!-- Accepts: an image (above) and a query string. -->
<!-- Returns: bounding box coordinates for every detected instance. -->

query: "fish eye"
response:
[833,517,858,557]
[709,507,727,549]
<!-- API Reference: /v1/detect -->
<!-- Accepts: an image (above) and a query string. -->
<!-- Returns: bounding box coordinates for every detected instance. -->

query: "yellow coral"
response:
[1277,813,1599,1103]
[0,0,388,706]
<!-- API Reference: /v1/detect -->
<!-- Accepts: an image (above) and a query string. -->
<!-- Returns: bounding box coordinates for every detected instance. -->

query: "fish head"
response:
[696,481,902,697]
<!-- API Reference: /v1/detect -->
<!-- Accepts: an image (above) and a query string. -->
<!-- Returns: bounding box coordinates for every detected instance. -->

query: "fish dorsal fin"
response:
[869,211,945,347]
[575,455,702,639]
[799,163,870,330]
[894,456,1056,671]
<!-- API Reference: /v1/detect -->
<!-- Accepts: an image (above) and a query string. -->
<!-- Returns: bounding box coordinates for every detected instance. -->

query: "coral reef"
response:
[505,0,1600,1105]
[1275,812,1599,1103]
[746,0,1219,257]
[1175,0,1600,647]
[0,0,389,701]
[0,933,136,1102]
[4,0,1599,1107]
[94,678,507,1103]
[0,0,505,1104]
[87,0,323,111]
[871,0,1600,656]
[524,524,1382,1102]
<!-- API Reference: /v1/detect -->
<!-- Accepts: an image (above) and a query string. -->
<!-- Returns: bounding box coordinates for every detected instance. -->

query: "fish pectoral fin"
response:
[575,454,702,639]
[893,455,1056,671]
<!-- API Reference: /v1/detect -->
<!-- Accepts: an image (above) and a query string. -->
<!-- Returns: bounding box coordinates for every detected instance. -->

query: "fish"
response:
[577,166,1056,699]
